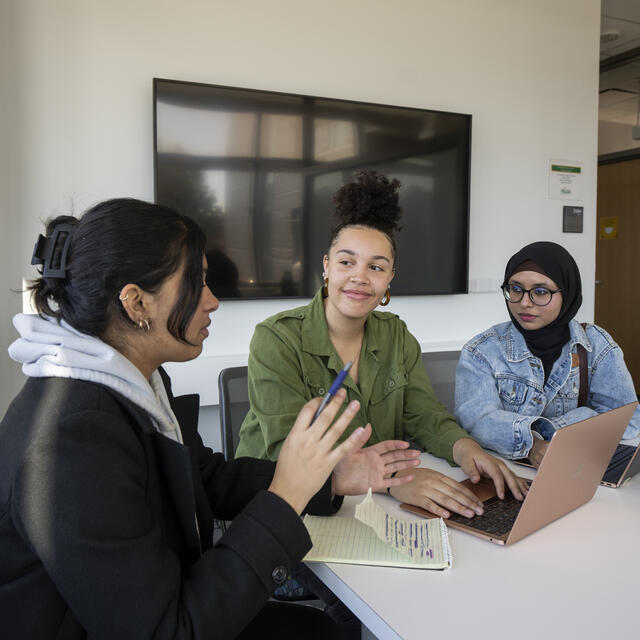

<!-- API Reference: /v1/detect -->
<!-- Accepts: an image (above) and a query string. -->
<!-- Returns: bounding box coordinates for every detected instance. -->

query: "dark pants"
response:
[237,601,343,639]
[294,564,361,633]
[238,565,361,639]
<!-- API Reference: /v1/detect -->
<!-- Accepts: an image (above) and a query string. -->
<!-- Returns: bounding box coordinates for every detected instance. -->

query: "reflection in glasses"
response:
[501,283,561,306]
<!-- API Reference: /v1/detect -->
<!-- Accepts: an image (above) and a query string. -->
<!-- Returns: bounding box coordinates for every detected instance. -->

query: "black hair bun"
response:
[29,214,80,317]
[333,170,402,236]
[43,214,79,235]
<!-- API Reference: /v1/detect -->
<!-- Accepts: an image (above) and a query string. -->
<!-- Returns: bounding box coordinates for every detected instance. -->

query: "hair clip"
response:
[31,223,75,279]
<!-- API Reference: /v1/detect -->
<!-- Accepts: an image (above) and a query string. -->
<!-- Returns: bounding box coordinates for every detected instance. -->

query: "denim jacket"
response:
[455,320,640,459]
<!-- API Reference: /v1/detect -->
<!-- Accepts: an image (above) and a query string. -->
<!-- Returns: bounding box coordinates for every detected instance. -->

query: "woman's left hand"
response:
[452,438,528,500]
[529,438,549,468]
[332,433,421,496]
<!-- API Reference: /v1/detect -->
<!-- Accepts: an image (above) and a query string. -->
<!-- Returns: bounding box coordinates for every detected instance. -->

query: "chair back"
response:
[218,366,250,459]
[421,350,460,414]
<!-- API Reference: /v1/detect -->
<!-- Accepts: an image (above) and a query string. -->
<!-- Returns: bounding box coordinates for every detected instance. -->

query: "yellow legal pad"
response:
[303,491,452,570]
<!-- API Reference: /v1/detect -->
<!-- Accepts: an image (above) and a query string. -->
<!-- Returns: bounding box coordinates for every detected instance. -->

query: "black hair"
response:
[328,170,402,263]
[29,198,206,343]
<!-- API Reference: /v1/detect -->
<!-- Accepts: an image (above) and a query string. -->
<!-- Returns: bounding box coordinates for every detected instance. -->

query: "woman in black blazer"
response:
[0,199,419,639]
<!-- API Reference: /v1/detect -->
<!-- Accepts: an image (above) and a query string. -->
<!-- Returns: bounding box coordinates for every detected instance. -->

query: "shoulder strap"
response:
[577,322,588,407]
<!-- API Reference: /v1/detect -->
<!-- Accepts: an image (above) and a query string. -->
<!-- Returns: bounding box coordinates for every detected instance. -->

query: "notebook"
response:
[515,440,640,488]
[400,401,638,546]
[303,490,452,569]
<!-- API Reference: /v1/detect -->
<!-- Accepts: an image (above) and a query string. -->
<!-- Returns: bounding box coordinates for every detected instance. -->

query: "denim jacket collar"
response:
[504,320,592,364]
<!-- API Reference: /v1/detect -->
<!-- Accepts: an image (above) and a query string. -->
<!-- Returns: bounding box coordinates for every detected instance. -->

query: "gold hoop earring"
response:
[138,319,150,332]
[322,277,329,297]
[119,292,129,301]
[379,288,391,306]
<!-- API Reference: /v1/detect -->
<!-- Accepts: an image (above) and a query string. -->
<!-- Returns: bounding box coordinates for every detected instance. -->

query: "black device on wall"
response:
[153,78,471,299]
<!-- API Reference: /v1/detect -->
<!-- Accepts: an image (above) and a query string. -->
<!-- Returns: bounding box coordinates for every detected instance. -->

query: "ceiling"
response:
[599,0,640,126]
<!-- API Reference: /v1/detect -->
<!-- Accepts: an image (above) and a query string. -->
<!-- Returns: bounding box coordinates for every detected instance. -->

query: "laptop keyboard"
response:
[448,493,524,536]
[602,443,635,484]
[609,443,634,467]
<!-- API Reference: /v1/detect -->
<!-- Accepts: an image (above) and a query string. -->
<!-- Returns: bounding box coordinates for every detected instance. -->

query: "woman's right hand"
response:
[388,467,485,519]
[268,389,369,514]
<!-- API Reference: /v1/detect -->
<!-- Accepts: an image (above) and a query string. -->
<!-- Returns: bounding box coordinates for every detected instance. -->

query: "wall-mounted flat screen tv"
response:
[154,78,471,299]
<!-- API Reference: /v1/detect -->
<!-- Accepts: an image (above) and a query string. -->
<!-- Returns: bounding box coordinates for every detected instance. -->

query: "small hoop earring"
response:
[138,319,150,332]
[379,288,391,306]
[322,277,329,298]
[119,292,129,301]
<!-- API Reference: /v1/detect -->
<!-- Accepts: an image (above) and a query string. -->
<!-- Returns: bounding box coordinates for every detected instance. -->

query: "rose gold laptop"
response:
[514,441,640,488]
[400,402,638,546]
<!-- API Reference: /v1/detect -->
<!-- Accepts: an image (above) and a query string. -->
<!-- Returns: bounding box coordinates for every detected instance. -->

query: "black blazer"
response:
[0,373,336,639]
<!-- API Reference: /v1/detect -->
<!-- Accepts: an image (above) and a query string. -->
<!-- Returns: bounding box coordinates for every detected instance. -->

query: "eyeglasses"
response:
[501,283,561,306]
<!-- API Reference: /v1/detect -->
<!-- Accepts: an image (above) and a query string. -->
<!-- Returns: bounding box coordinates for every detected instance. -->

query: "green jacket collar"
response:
[300,289,382,371]
[301,289,334,357]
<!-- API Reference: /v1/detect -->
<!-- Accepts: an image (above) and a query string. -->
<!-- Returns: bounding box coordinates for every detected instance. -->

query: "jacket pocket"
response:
[370,367,408,405]
[557,369,580,399]
[304,366,332,398]
[496,376,529,410]
[556,369,580,411]
[305,378,328,398]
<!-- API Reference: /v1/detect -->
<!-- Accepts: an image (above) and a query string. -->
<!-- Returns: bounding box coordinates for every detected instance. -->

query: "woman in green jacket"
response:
[237,171,527,518]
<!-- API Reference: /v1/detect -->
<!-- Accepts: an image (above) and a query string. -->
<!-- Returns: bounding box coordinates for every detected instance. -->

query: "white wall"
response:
[1,0,602,422]
[0,1,24,406]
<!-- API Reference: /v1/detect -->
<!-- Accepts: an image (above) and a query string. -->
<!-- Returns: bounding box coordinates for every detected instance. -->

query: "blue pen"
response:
[311,361,353,424]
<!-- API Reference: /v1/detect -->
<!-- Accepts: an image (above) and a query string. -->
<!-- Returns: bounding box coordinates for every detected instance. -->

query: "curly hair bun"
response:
[333,170,402,236]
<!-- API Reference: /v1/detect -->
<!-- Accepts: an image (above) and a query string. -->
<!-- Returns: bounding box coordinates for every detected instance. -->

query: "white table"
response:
[307,451,640,640]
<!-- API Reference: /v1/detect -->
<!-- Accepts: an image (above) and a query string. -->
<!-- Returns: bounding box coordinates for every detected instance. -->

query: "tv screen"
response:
[154,78,471,299]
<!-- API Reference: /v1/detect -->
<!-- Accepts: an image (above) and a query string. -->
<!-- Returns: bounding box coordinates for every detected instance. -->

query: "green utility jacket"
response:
[235,290,469,463]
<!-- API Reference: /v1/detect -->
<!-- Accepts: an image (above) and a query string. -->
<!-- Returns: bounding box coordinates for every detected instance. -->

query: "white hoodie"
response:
[8,313,183,443]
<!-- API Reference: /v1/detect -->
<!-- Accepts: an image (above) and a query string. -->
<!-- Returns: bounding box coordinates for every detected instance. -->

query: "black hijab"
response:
[503,241,582,380]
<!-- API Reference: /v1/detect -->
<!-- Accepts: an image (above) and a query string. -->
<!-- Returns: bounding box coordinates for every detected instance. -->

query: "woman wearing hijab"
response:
[455,241,640,467]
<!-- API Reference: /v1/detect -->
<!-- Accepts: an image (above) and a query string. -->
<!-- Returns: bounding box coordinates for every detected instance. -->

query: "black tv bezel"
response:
[152,77,472,299]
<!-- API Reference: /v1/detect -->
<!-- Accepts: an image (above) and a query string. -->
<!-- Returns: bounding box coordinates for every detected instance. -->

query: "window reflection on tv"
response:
[153,78,470,299]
